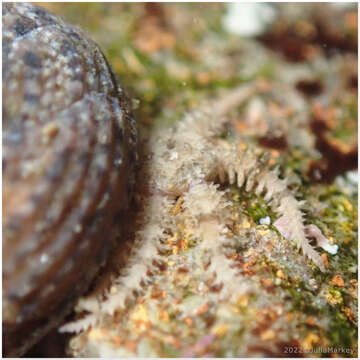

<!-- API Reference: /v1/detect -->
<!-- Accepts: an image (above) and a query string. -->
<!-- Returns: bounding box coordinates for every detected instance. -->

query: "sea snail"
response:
[2,3,137,356]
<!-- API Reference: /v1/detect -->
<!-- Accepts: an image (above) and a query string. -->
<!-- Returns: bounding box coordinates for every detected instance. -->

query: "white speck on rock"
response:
[259,216,271,225]
[223,3,277,37]
[169,151,178,160]
[74,224,83,233]
[346,170,358,185]
[40,254,49,264]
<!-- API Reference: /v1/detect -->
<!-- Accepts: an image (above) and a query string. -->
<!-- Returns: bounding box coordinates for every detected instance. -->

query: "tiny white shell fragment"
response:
[259,216,271,225]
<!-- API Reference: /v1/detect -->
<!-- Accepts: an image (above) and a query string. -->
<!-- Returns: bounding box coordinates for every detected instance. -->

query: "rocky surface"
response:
[28,3,357,357]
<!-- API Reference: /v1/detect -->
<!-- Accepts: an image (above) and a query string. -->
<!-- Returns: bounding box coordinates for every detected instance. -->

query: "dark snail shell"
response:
[2,3,137,357]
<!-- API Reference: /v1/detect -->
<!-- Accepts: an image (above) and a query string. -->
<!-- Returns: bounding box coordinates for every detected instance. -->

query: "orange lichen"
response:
[243,260,255,274]
[130,304,150,331]
[184,317,194,327]
[341,306,355,323]
[306,316,317,327]
[111,335,124,347]
[321,253,329,269]
[170,197,184,216]
[302,332,320,350]
[260,329,276,341]
[212,324,228,338]
[237,295,249,308]
[261,278,274,288]
[125,340,137,353]
[276,269,286,280]
[88,328,110,341]
[286,313,295,323]
[196,71,212,85]
[159,310,170,323]
[330,275,345,287]
[194,303,210,316]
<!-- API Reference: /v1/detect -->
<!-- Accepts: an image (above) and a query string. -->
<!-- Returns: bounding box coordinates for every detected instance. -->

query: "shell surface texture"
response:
[2,3,137,356]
